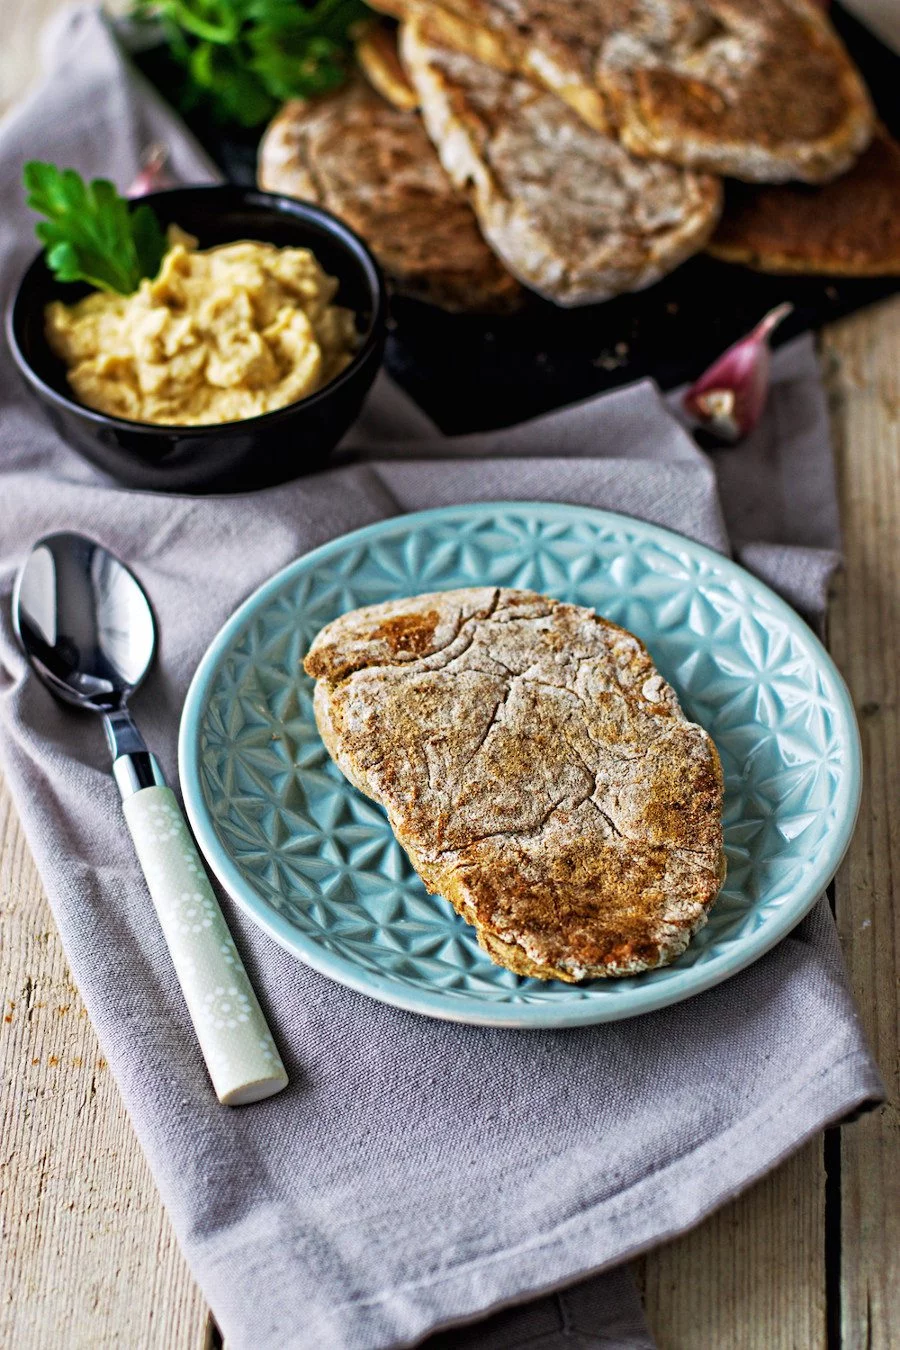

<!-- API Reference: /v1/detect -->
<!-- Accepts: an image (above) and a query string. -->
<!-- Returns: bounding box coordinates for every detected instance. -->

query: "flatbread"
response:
[355,22,419,109]
[305,588,726,981]
[709,123,900,275]
[257,79,521,312]
[401,15,722,305]
[375,0,874,183]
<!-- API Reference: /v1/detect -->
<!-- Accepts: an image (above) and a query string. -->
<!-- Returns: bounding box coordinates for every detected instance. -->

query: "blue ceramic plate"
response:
[179,504,861,1027]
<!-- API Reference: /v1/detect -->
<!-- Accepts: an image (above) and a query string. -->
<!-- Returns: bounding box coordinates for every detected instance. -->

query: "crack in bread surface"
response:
[257,79,521,311]
[400,15,722,305]
[304,588,725,980]
[381,0,873,183]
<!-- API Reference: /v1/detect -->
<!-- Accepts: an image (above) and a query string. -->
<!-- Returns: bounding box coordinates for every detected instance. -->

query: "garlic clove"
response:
[128,143,177,198]
[683,301,793,443]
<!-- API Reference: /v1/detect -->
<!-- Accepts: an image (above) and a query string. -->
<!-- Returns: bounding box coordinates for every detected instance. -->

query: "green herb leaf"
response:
[188,37,276,125]
[131,203,169,282]
[23,161,168,294]
[248,28,346,101]
[134,0,369,127]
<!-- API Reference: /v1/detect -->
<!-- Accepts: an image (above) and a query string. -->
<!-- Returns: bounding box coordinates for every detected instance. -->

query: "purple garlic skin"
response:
[127,143,177,198]
[683,302,793,443]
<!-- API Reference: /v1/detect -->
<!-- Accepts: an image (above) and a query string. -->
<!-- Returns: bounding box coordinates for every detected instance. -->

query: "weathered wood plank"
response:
[0,4,209,1346]
[0,777,210,1350]
[640,1141,826,1349]
[822,298,900,1350]
[1,4,896,1348]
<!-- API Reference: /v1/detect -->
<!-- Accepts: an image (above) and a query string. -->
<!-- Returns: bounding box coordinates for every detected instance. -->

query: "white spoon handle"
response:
[122,785,288,1106]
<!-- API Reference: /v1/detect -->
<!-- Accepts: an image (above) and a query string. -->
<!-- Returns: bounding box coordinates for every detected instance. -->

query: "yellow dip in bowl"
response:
[44,230,358,426]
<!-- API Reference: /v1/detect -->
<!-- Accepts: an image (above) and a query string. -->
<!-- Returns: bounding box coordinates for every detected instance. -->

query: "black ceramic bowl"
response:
[6,186,387,493]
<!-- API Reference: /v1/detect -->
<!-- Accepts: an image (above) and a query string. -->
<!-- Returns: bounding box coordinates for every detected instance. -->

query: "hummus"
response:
[44,230,358,426]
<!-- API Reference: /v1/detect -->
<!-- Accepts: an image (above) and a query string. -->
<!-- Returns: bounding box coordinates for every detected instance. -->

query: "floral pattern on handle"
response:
[123,785,288,1105]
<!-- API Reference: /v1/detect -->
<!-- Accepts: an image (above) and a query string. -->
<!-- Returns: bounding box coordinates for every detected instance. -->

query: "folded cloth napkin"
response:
[0,10,883,1349]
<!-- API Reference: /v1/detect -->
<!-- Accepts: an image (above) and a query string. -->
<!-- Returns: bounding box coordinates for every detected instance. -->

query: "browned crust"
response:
[364,0,411,17]
[376,0,874,183]
[401,16,722,306]
[608,1,873,183]
[257,79,522,313]
[356,21,419,109]
[708,123,900,275]
[305,588,726,981]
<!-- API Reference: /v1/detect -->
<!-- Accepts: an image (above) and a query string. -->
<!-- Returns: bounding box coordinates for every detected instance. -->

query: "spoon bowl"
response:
[14,531,288,1105]
[14,532,155,714]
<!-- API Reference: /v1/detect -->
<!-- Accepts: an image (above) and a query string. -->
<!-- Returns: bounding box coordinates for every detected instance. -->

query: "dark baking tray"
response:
[135,4,900,432]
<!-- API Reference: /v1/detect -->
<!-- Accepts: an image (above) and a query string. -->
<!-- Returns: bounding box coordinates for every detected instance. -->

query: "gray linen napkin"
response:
[0,11,883,1350]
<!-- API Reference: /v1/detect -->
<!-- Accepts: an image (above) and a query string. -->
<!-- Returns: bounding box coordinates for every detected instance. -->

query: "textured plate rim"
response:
[178,502,862,1028]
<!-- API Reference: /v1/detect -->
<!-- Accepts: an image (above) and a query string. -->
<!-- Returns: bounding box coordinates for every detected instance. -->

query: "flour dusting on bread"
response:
[305,588,726,981]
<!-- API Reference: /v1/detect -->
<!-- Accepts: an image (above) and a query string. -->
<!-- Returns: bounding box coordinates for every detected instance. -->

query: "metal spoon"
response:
[14,532,288,1106]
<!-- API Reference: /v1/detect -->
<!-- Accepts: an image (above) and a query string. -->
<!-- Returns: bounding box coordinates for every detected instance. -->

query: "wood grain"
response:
[0,3,897,1347]
[0,10,207,1343]
[640,1141,826,1349]
[822,299,900,1350]
[0,777,210,1350]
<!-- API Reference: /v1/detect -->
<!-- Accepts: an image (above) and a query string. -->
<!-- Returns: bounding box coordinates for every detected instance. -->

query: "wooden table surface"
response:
[1,7,898,1348]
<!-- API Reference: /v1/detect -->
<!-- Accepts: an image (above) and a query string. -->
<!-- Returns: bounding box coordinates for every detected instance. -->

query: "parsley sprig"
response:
[134,0,370,128]
[24,162,167,295]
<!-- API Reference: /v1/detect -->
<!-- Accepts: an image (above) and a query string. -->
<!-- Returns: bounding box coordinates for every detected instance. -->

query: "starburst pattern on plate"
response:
[181,504,860,1026]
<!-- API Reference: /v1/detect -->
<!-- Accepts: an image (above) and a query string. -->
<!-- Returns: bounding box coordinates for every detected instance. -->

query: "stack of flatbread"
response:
[258,1,895,310]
